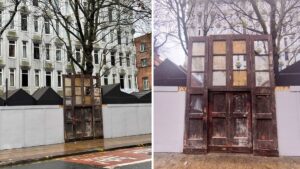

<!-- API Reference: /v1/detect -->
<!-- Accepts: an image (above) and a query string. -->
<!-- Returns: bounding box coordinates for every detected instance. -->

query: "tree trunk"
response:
[84,47,94,75]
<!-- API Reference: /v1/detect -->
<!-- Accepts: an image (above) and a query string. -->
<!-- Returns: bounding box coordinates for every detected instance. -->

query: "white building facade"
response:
[0,0,138,95]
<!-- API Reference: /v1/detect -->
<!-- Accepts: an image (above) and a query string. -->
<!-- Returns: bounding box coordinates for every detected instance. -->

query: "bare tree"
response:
[215,0,300,76]
[40,0,151,75]
[154,0,216,57]
[0,0,22,36]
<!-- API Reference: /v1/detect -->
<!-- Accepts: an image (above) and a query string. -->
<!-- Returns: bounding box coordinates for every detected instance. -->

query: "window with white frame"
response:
[76,48,81,62]
[104,74,108,85]
[94,50,99,64]
[9,12,14,29]
[22,41,27,58]
[35,70,40,86]
[9,41,15,57]
[0,69,2,86]
[126,54,130,67]
[46,71,51,87]
[120,75,124,89]
[0,11,2,27]
[140,43,146,52]
[142,77,149,90]
[119,53,123,66]
[57,71,62,87]
[34,16,38,32]
[21,13,27,31]
[56,46,61,61]
[128,75,132,89]
[56,19,60,36]
[45,18,50,34]
[34,43,40,59]
[111,51,115,66]
[21,69,28,87]
[112,74,116,84]
[65,1,69,14]
[9,69,15,86]
[46,44,51,60]
[0,39,2,56]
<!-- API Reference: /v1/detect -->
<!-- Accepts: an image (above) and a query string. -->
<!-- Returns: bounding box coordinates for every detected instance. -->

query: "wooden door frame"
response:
[207,91,252,153]
[184,35,278,156]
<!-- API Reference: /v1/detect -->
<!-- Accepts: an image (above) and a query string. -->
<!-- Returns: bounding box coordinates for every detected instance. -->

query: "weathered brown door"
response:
[209,92,252,153]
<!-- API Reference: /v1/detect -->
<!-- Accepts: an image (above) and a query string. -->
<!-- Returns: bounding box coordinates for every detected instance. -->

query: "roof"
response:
[131,90,151,103]
[154,59,187,86]
[32,87,63,105]
[3,89,35,106]
[276,61,300,86]
[101,84,140,104]
[131,90,151,98]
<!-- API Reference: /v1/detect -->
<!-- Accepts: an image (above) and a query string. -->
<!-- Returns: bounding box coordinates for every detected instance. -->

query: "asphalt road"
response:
[0,146,151,169]
[0,160,151,169]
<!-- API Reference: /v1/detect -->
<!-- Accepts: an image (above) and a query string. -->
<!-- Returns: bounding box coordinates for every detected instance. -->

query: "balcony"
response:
[7,31,18,41]
[44,61,54,71]
[0,58,5,68]
[20,60,31,70]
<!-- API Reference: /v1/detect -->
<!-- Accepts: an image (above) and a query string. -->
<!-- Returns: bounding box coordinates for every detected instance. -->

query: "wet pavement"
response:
[154,153,300,169]
[0,134,150,166]
[0,160,151,169]
[0,147,151,169]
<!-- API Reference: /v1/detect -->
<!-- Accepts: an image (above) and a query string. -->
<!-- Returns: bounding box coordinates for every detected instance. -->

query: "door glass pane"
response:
[188,119,203,139]
[233,71,247,86]
[192,42,205,56]
[233,55,247,70]
[65,78,71,86]
[256,72,270,86]
[190,95,203,113]
[192,57,204,71]
[254,41,268,55]
[213,71,226,86]
[191,73,204,87]
[213,56,226,70]
[65,88,72,97]
[255,55,269,70]
[213,41,226,55]
[256,95,270,113]
[233,40,246,54]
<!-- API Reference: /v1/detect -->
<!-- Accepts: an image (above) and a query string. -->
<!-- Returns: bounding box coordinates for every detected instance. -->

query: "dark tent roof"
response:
[0,96,4,106]
[131,91,151,103]
[277,61,300,86]
[154,59,187,86]
[102,84,140,104]
[32,87,63,105]
[3,89,35,106]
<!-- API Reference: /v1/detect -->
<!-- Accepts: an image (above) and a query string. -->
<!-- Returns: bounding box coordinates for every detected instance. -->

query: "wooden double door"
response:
[208,92,252,153]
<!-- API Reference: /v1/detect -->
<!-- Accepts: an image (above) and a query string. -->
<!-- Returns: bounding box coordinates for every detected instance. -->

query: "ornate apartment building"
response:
[0,0,138,95]
[187,0,300,71]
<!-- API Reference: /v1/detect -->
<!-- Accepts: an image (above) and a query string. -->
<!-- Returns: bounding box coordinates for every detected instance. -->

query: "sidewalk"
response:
[0,134,151,167]
[154,152,300,169]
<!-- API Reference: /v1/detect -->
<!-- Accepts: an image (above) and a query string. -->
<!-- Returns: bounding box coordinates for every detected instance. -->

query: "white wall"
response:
[102,104,151,138]
[276,86,300,156]
[154,86,186,152]
[0,105,64,150]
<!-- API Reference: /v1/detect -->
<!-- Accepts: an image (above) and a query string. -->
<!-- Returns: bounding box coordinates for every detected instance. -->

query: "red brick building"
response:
[134,33,152,91]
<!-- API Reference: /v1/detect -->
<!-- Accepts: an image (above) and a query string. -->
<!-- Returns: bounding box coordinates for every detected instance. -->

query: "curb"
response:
[0,142,151,168]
